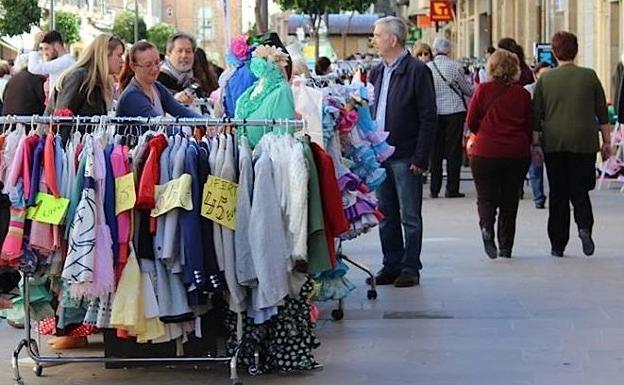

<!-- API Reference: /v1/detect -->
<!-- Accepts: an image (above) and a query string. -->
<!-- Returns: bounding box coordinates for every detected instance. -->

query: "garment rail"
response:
[7,115,306,385]
[0,115,306,129]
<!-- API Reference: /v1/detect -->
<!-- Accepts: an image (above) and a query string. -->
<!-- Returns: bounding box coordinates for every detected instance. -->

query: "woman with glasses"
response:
[413,42,432,63]
[116,40,200,119]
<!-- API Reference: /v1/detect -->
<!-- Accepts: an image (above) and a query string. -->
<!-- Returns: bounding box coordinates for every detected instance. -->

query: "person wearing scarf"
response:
[157,32,197,106]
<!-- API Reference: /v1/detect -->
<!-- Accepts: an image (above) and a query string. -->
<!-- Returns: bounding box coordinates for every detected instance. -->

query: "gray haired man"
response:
[427,36,474,199]
[368,16,437,287]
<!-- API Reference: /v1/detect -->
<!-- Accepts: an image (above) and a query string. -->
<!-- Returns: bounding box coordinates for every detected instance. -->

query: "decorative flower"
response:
[252,44,289,68]
[230,35,251,60]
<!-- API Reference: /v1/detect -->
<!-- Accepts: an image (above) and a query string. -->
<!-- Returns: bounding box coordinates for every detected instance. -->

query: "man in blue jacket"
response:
[368,16,437,287]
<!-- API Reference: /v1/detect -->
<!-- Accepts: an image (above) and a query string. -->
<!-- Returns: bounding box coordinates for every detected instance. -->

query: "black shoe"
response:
[551,249,564,257]
[445,192,465,198]
[535,202,545,209]
[481,228,497,259]
[498,249,511,258]
[430,192,439,198]
[365,270,400,286]
[579,229,595,256]
[394,271,420,287]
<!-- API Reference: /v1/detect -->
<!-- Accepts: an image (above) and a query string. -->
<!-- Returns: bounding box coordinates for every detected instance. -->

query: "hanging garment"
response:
[311,142,350,268]
[234,136,256,286]
[248,150,289,311]
[220,134,246,313]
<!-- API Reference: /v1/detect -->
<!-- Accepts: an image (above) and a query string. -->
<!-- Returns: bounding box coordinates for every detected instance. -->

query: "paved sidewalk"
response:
[2,179,624,385]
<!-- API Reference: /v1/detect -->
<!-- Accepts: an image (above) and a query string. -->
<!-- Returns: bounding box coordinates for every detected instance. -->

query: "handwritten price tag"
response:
[26,193,70,225]
[151,173,193,217]
[115,173,136,215]
[201,175,238,230]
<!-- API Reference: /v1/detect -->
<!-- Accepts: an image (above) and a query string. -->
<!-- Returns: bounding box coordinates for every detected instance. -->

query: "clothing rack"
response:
[0,115,306,129]
[8,115,307,385]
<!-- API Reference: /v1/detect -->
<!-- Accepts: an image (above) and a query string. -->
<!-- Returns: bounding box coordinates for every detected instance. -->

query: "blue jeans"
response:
[528,163,545,205]
[378,158,424,274]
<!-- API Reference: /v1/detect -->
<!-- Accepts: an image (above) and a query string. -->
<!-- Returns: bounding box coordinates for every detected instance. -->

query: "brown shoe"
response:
[394,271,420,288]
[365,270,400,285]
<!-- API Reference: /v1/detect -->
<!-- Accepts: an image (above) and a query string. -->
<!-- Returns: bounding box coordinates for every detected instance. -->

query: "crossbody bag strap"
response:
[432,60,467,108]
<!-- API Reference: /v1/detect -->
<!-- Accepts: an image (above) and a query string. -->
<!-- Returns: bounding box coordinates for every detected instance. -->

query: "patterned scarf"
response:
[160,59,193,88]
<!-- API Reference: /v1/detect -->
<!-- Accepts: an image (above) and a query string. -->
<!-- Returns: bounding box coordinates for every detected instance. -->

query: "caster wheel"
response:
[248,366,259,376]
[33,365,43,377]
[367,290,377,300]
[232,382,244,385]
[331,309,344,321]
[14,381,24,385]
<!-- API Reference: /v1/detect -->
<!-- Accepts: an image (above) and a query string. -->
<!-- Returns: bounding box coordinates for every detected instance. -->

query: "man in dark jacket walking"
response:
[368,16,437,287]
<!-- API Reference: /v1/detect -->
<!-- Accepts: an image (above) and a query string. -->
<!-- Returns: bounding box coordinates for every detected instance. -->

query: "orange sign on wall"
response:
[430,1,453,22]
[416,15,431,28]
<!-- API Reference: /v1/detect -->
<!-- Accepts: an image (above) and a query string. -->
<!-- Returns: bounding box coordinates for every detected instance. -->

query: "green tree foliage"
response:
[42,10,82,46]
[147,22,176,53]
[0,0,41,37]
[112,10,147,44]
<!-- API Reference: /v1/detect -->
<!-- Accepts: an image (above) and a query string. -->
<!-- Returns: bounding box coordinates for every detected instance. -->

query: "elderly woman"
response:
[533,31,611,258]
[466,50,532,259]
[116,40,200,119]
[412,42,432,63]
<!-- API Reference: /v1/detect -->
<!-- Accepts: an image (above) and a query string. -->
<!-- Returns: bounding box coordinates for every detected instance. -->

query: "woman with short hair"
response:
[532,31,611,258]
[466,49,533,259]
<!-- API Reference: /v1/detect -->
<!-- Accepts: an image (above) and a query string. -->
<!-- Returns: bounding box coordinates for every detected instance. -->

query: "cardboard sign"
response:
[201,175,238,230]
[115,173,136,215]
[151,173,193,217]
[27,193,70,225]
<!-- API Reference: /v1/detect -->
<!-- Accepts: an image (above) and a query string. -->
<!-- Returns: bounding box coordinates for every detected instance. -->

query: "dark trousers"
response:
[430,112,466,196]
[544,152,596,252]
[470,156,530,252]
[378,158,424,274]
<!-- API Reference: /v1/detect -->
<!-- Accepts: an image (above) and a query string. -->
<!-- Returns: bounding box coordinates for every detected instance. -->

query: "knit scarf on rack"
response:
[160,59,193,88]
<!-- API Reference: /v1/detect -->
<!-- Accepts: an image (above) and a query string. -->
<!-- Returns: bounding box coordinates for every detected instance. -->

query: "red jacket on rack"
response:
[136,135,168,210]
[311,143,350,268]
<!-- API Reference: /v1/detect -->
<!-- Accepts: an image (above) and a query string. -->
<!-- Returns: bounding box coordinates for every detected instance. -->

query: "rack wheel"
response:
[248,366,259,376]
[33,365,43,377]
[367,290,377,300]
[331,309,344,321]
[232,381,244,385]
[14,381,24,385]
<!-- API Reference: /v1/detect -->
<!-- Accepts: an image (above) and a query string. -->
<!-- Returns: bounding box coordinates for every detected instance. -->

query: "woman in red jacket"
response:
[466,50,532,259]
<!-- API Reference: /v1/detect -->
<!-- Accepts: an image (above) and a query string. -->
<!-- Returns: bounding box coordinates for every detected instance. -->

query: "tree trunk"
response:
[255,0,267,34]
[342,11,355,59]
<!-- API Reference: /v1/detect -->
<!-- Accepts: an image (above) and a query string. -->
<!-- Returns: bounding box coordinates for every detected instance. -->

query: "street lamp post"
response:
[51,0,56,30]
[134,0,139,43]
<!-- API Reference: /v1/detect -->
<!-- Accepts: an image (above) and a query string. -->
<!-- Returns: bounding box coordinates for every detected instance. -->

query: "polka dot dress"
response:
[227,278,320,373]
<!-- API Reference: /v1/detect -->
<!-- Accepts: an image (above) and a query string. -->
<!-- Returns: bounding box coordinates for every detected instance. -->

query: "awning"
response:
[288,14,380,35]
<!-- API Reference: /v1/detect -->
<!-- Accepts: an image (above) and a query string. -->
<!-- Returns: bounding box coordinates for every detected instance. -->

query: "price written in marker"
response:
[201,175,238,230]
[151,173,193,217]
[115,173,136,215]
[26,193,70,225]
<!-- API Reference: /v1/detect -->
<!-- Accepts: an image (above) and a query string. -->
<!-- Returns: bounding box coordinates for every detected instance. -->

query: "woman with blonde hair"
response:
[48,33,125,141]
[466,49,532,259]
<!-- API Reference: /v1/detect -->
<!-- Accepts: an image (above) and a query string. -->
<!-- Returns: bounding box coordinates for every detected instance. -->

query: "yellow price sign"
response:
[27,193,70,225]
[115,173,136,215]
[201,175,238,230]
[151,173,193,217]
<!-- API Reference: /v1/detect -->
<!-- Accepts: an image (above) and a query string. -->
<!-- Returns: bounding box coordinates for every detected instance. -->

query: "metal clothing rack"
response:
[6,115,306,385]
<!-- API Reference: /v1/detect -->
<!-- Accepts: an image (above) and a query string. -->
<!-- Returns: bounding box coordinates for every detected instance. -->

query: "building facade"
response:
[453,0,623,100]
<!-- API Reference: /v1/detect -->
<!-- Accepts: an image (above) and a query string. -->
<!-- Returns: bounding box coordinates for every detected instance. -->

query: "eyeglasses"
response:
[133,61,160,69]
